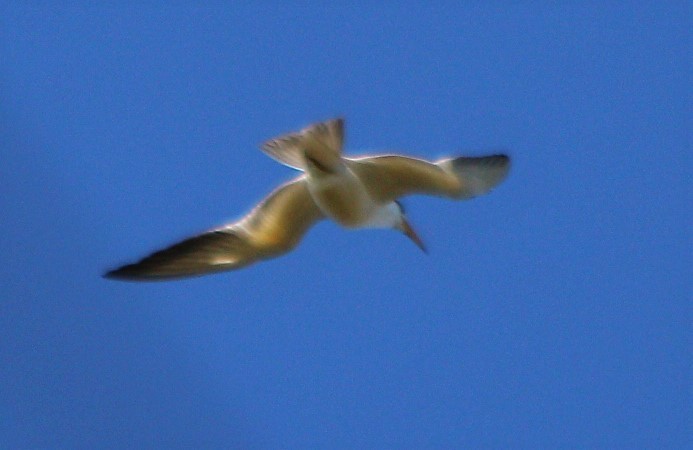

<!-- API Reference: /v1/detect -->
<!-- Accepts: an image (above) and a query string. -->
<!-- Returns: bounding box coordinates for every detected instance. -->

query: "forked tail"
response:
[260,118,345,170]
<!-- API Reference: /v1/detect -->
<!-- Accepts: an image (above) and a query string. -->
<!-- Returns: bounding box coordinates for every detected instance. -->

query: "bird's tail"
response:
[437,154,511,199]
[260,118,345,170]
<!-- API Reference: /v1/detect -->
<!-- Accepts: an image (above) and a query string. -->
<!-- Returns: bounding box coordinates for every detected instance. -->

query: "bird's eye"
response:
[395,200,406,213]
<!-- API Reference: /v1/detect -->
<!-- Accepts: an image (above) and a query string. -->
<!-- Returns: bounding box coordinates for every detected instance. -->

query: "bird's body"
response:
[105,118,510,280]
[306,163,373,228]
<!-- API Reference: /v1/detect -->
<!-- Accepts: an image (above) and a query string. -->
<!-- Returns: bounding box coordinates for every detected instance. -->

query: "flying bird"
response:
[105,118,510,280]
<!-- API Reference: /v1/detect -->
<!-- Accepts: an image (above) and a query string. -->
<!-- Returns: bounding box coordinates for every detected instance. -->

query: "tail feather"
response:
[260,118,344,170]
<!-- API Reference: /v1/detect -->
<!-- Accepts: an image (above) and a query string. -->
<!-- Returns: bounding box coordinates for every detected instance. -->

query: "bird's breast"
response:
[307,174,373,228]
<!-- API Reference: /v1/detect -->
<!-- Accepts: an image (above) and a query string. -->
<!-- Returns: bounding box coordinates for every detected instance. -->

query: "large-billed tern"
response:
[105,118,510,280]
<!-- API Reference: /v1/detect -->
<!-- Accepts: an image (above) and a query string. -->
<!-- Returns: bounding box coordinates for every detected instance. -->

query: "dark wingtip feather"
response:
[102,231,253,282]
[451,153,510,168]
[102,264,162,281]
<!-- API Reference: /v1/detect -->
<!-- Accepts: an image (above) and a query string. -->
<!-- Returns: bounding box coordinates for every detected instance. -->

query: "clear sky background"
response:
[1,2,689,448]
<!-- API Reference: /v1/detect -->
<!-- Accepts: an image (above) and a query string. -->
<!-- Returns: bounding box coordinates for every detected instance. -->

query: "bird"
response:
[104,118,510,281]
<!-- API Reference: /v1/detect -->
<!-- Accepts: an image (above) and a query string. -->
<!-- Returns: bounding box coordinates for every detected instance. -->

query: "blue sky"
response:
[1,2,689,448]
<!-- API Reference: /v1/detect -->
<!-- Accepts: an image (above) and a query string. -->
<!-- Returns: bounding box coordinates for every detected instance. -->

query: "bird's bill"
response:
[400,218,427,253]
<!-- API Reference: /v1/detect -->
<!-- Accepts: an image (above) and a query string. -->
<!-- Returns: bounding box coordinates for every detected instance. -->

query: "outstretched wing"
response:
[104,177,323,281]
[347,154,510,203]
[260,118,344,170]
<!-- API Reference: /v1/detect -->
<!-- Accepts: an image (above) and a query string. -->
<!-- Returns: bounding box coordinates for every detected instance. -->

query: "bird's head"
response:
[362,202,427,253]
[393,201,427,253]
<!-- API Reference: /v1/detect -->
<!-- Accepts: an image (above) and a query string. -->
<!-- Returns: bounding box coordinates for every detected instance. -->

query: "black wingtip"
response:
[103,265,141,281]
[102,264,166,282]
[102,271,116,280]
[452,153,510,167]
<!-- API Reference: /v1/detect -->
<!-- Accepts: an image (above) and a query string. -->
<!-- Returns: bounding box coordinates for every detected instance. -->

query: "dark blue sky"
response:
[1,3,689,448]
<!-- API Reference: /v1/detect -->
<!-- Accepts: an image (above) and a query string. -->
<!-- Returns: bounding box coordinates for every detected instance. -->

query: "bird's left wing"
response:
[104,177,323,281]
[347,154,510,203]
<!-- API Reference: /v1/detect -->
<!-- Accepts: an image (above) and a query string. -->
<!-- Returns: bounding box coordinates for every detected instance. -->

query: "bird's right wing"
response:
[260,118,344,170]
[104,177,323,281]
[347,154,510,203]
